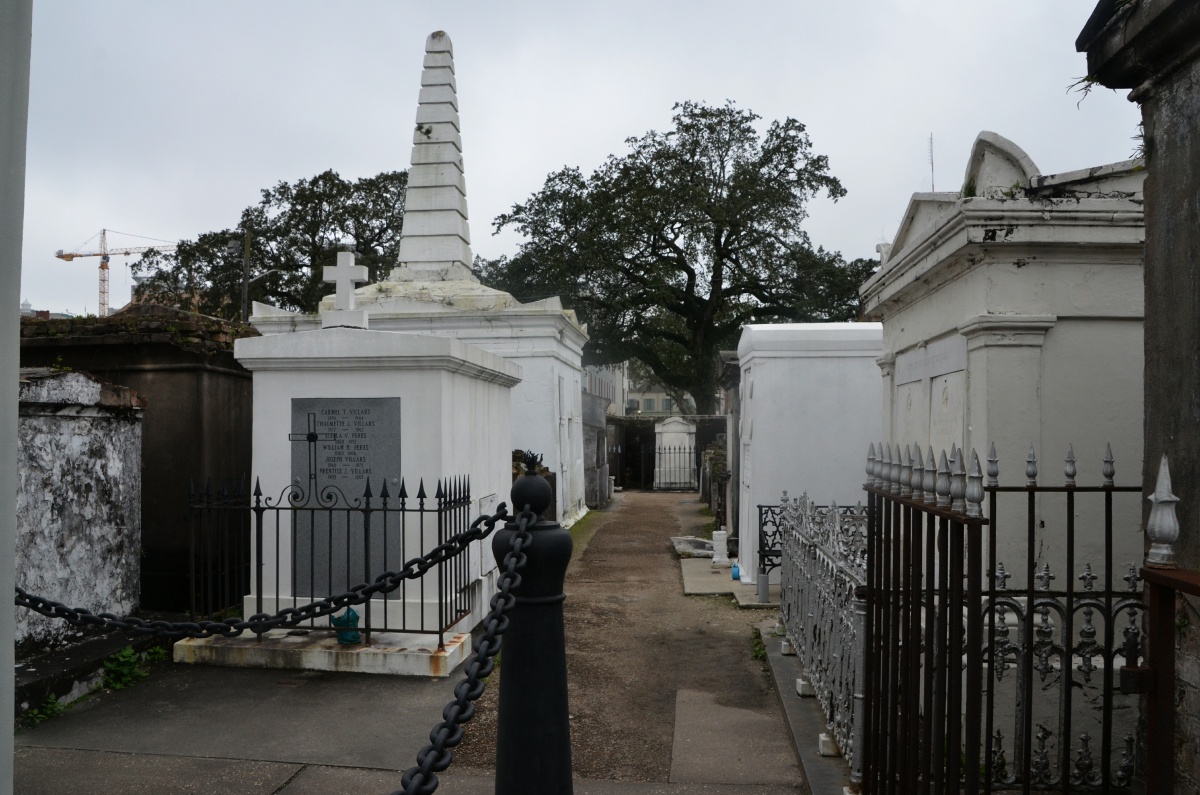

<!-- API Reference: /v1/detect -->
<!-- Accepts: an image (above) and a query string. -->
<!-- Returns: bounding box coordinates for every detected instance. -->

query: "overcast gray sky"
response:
[21,1,1139,316]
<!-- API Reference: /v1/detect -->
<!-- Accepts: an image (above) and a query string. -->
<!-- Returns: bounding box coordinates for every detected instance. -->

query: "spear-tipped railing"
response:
[782,442,1146,793]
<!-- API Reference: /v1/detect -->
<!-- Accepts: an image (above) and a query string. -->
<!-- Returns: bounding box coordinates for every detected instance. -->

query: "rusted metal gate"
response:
[862,443,1143,794]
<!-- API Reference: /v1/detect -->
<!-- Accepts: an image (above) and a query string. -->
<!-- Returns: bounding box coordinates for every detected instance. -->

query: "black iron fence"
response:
[759,503,784,578]
[643,443,698,490]
[861,442,1143,794]
[189,475,473,649]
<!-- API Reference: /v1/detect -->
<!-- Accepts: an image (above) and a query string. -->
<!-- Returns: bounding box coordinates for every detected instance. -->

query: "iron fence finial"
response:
[1065,444,1077,487]
[900,445,913,497]
[936,450,951,508]
[966,449,983,518]
[1103,443,1115,487]
[987,442,999,488]
[951,448,967,513]
[912,446,926,501]
[1026,445,1038,486]
[924,446,937,504]
[1146,453,1179,568]
[867,443,876,485]
[884,443,895,493]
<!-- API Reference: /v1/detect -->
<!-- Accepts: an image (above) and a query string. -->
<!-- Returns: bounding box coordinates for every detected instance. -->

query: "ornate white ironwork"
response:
[779,493,868,784]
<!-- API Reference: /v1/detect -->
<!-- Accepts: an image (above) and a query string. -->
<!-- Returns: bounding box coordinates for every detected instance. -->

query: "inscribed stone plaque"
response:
[290,398,403,597]
[290,398,402,497]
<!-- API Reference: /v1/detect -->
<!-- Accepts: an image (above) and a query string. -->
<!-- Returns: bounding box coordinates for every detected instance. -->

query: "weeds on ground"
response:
[102,645,150,690]
[750,628,767,661]
[23,696,65,727]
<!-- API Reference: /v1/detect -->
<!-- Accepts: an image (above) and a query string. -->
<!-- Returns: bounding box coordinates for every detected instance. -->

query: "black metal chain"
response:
[14,501,537,795]
[14,505,513,640]
[393,507,533,795]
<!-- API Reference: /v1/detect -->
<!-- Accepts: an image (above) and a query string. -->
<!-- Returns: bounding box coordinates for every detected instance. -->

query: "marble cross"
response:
[323,251,369,311]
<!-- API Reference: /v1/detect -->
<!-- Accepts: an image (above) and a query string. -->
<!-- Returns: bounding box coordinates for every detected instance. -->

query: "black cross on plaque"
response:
[289,412,338,492]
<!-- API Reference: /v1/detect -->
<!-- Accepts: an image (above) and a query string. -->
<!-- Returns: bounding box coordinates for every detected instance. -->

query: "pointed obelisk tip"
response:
[427,30,453,54]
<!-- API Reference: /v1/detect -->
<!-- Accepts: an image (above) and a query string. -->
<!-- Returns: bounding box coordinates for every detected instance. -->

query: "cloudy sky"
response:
[21,1,1138,316]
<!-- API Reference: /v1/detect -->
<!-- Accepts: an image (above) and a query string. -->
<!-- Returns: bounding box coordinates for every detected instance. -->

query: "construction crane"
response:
[55,229,176,317]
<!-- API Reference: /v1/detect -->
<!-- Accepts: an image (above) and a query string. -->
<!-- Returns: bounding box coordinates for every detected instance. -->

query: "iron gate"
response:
[861,443,1143,793]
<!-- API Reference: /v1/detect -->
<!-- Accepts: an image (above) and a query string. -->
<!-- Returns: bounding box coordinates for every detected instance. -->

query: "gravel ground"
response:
[453,491,779,782]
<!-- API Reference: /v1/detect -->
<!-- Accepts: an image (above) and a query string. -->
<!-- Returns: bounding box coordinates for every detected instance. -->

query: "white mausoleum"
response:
[251,30,588,526]
[859,131,1145,577]
[735,323,883,584]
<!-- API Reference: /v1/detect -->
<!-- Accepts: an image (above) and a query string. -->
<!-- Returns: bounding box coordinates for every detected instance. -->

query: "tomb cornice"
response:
[1078,0,1200,97]
[235,354,521,386]
[234,328,522,387]
[957,314,1057,351]
[861,197,1144,321]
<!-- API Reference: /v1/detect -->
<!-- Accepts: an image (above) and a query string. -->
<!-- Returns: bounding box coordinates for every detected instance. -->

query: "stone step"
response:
[173,627,472,678]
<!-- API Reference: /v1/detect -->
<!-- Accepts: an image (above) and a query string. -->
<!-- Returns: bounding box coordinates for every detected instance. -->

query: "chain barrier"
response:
[15,505,512,640]
[393,507,534,795]
[14,501,537,795]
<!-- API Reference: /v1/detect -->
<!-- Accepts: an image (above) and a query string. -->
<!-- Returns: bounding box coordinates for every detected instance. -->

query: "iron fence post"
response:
[252,479,265,640]
[492,466,574,795]
[851,583,867,791]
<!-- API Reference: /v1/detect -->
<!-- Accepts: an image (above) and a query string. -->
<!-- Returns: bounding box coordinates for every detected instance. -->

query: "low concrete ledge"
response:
[679,558,781,608]
[761,618,854,794]
[174,628,471,678]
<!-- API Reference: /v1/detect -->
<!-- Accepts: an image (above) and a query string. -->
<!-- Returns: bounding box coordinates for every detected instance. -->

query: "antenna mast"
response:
[929,134,935,192]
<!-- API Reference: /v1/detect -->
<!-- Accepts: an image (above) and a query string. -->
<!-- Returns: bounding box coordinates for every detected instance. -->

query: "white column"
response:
[0,2,33,791]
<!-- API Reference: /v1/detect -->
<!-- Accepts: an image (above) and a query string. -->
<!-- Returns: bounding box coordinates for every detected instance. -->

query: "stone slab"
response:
[762,619,854,794]
[680,557,779,607]
[671,535,714,558]
[734,584,781,609]
[290,397,403,592]
[173,627,471,678]
[668,688,802,786]
[14,748,300,795]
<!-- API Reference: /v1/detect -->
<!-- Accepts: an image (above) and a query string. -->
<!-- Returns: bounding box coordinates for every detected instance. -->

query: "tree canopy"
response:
[477,101,876,414]
[132,169,407,320]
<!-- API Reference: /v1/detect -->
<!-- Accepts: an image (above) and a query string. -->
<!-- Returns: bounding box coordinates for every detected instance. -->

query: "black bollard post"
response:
[492,459,574,795]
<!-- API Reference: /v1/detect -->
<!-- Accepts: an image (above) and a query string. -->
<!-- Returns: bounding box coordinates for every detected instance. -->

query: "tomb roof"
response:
[737,323,883,360]
[860,131,1146,322]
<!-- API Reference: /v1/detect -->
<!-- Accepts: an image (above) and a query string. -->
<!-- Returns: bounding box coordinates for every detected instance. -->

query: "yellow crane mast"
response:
[55,228,176,317]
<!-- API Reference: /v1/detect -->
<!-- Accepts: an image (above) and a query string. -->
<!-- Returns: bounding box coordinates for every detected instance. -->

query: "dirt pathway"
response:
[455,491,788,782]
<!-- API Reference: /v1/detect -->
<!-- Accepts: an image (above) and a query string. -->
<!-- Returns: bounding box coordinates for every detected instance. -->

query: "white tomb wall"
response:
[735,323,883,584]
[234,328,519,629]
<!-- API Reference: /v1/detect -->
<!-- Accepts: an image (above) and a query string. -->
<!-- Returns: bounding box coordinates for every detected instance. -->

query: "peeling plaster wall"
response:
[15,374,142,649]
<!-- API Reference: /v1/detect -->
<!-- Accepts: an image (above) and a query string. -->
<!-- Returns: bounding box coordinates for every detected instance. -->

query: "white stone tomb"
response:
[735,323,883,585]
[859,130,1145,581]
[251,30,588,525]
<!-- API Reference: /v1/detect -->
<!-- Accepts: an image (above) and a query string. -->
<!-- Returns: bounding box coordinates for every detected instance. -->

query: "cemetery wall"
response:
[15,371,143,650]
[20,306,255,611]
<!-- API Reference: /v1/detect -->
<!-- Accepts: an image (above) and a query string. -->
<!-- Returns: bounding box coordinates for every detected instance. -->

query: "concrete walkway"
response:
[14,492,824,794]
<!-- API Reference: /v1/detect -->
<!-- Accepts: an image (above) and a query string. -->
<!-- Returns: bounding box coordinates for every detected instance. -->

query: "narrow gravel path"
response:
[455,491,787,782]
